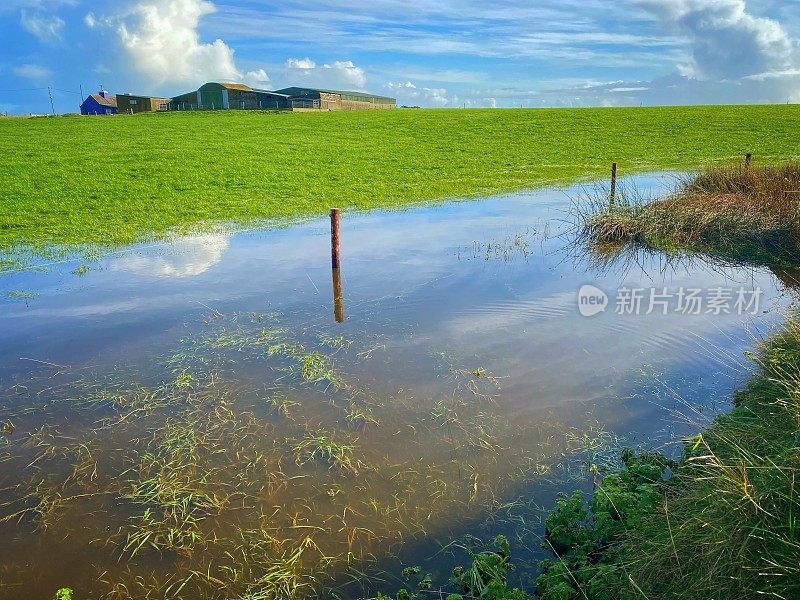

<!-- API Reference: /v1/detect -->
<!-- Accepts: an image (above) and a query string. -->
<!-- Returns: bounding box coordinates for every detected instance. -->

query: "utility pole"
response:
[47,86,55,115]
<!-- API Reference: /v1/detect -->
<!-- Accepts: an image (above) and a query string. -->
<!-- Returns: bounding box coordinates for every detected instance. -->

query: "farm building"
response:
[80,90,117,115]
[81,83,397,115]
[169,83,395,111]
[116,94,170,114]
[274,87,396,110]
[169,82,292,111]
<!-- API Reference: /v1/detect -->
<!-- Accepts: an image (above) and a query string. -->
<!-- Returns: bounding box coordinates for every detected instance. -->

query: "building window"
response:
[129,99,138,105]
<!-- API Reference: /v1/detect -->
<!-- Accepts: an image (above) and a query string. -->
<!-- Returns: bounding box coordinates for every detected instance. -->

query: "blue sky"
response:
[1,0,799,114]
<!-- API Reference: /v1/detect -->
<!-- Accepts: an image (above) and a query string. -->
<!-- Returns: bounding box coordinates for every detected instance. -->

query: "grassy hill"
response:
[2,105,799,250]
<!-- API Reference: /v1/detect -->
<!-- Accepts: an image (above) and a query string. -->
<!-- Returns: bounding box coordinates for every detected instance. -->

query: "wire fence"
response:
[0,154,766,275]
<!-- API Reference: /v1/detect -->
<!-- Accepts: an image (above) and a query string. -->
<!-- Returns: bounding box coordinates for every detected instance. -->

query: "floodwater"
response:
[0,174,795,599]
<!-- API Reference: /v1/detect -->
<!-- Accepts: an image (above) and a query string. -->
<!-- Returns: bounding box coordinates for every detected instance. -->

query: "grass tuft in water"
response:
[293,433,362,476]
[579,162,800,268]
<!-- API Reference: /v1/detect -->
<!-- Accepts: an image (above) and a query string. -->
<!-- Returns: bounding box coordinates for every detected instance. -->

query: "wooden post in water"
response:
[330,209,341,269]
[745,153,753,168]
[610,162,618,206]
[330,208,344,322]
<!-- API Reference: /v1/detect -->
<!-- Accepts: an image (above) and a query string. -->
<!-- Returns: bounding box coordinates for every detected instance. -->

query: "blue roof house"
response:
[80,90,118,115]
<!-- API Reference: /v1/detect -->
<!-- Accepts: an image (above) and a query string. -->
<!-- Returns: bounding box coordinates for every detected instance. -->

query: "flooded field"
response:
[0,174,794,599]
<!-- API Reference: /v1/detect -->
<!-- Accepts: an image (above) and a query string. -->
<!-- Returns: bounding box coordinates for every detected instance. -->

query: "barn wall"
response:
[117,96,169,113]
[339,100,395,110]
[198,87,225,109]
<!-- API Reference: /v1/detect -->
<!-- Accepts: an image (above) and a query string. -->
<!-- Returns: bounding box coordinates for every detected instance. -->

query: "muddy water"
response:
[0,174,793,599]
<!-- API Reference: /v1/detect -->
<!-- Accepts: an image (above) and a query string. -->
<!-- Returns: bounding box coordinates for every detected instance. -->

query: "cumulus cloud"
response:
[385,81,456,106]
[20,10,64,43]
[322,60,366,88]
[282,57,367,89]
[285,57,316,70]
[635,0,800,101]
[115,0,267,87]
[534,1,800,107]
[13,63,53,82]
[637,0,797,79]
[422,87,450,106]
[243,68,270,86]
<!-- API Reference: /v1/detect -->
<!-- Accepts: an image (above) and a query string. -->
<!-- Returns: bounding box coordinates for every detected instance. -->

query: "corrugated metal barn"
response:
[169,83,293,111]
[169,83,395,111]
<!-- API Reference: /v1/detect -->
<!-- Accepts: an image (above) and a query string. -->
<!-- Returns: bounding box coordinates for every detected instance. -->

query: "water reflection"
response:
[332,267,345,323]
[0,173,794,600]
[110,233,230,277]
[772,267,800,298]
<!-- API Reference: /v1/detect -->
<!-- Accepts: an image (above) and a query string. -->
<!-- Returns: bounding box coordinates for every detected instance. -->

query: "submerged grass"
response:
[581,162,800,267]
[0,307,569,599]
[121,417,227,557]
[293,433,361,476]
[2,105,800,255]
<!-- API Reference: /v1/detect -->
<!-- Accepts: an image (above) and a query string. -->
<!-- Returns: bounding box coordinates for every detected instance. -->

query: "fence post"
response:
[330,208,344,322]
[745,153,752,168]
[330,209,341,269]
[610,162,618,206]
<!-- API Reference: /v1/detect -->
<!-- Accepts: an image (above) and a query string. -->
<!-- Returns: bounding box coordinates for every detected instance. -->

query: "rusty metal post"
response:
[610,162,618,206]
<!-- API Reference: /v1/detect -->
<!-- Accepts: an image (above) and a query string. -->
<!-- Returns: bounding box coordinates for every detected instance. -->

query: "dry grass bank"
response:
[582,162,800,265]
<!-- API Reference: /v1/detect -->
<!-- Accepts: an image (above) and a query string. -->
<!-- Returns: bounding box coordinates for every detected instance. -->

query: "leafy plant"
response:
[536,450,673,600]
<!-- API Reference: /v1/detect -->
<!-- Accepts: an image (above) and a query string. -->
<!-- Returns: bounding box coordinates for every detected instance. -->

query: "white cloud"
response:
[387,81,417,90]
[321,60,366,88]
[636,0,797,80]
[281,57,368,90]
[528,0,800,107]
[20,10,64,43]
[13,63,53,82]
[114,0,267,87]
[384,80,454,106]
[420,87,449,106]
[84,12,96,28]
[285,57,316,70]
[243,68,270,86]
[634,0,800,101]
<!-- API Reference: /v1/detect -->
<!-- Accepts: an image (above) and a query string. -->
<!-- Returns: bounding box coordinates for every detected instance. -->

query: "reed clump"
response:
[582,162,800,265]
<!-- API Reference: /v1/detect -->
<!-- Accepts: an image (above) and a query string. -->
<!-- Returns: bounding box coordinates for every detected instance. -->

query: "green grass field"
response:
[2,105,799,252]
